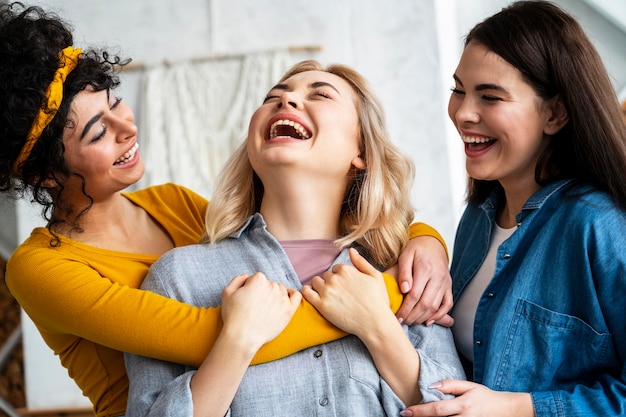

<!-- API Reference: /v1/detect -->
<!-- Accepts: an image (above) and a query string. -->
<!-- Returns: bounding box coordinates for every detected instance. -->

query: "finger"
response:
[287,288,303,311]
[425,290,455,325]
[308,275,326,292]
[395,265,431,322]
[406,283,444,325]
[400,399,454,417]
[432,314,454,327]
[401,380,472,417]
[348,247,377,276]
[395,288,421,324]
[396,249,414,294]
[301,284,321,306]
[245,272,268,285]
[430,379,475,396]
[222,274,250,296]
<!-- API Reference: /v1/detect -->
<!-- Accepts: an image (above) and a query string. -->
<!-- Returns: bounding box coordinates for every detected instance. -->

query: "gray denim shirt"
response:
[125,213,464,416]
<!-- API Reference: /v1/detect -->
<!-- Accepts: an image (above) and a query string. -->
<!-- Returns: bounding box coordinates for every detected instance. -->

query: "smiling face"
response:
[448,41,557,194]
[60,87,142,200]
[247,70,365,186]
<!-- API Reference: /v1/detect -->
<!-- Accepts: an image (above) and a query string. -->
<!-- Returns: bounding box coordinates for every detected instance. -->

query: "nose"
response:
[111,101,138,142]
[277,91,298,109]
[448,94,479,125]
[116,120,138,143]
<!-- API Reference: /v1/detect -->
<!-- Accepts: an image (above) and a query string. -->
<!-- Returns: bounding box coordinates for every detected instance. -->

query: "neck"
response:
[51,191,135,240]
[498,178,542,228]
[259,172,347,241]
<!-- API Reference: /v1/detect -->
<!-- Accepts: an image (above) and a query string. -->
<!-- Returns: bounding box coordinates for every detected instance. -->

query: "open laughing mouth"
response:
[268,119,311,140]
[462,135,496,151]
[113,143,139,165]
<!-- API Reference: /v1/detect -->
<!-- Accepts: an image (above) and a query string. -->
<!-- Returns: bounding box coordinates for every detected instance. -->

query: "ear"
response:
[351,155,366,170]
[544,96,569,135]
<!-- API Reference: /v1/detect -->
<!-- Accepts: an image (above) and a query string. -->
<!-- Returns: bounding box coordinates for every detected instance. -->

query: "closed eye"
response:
[481,94,503,102]
[312,91,331,99]
[90,125,107,143]
[450,87,465,96]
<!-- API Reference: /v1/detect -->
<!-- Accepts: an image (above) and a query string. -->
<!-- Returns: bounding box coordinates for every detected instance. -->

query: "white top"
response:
[452,223,516,362]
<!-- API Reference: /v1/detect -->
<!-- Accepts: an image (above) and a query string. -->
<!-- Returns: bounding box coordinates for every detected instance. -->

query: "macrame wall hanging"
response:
[133,49,293,198]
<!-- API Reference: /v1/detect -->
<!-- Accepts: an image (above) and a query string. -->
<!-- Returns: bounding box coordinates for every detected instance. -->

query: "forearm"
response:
[190,326,259,417]
[358,310,422,405]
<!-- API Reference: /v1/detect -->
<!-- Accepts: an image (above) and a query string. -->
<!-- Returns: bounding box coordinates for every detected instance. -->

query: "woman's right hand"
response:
[190,274,301,416]
[221,273,302,351]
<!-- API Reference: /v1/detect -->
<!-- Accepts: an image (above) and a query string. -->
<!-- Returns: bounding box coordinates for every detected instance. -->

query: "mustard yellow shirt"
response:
[6,183,444,417]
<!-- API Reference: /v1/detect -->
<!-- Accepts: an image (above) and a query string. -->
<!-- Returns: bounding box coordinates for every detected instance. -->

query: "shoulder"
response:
[147,242,227,279]
[541,186,626,261]
[124,183,209,211]
[8,229,80,270]
[151,243,208,269]
[555,185,625,228]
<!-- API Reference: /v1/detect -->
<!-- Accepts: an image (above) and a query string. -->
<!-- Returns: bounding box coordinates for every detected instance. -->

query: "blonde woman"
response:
[125,60,464,417]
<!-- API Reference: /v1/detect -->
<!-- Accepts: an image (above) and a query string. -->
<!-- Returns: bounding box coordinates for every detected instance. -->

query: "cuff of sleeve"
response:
[408,222,449,261]
[530,391,561,417]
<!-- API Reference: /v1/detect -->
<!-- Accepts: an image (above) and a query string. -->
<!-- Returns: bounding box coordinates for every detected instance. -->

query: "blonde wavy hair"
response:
[203,60,415,269]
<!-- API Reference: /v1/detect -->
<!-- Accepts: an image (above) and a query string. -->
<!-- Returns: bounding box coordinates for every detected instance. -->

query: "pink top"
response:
[280,239,341,285]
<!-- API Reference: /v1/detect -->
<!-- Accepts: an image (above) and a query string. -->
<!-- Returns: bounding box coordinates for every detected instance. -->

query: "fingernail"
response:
[400,282,410,293]
[426,320,435,327]
[397,317,404,324]
[428,381,443,389]
[400,410,413,417]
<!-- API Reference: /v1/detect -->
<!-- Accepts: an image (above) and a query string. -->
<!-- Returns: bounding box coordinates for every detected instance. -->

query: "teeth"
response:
[269,119,310,139]
[114,143,139,165]
[462,135,495,144]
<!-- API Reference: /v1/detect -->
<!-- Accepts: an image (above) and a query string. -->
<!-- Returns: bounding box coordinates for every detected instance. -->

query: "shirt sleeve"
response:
[408,324,466,403]
[125,352,195,417]
[409,222,449,261]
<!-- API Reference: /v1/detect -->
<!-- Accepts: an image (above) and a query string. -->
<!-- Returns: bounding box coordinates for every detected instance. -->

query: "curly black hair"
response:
[0,2,129,241]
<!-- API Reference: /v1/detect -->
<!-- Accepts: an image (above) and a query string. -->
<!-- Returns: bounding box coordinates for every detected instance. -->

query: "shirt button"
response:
[487,292,495,298]
[503,253,511,259]
[314,349,323,358]
[475,340,483,346]
[319,397,329,406]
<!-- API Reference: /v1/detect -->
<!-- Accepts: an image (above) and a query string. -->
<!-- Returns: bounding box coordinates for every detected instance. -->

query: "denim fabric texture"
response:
[125,213,464,417]
[451,179,626,416]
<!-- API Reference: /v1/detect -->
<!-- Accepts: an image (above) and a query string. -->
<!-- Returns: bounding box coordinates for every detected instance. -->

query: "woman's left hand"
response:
[396,235,454,326]
[399,380,534,417]
[302,248,394,336]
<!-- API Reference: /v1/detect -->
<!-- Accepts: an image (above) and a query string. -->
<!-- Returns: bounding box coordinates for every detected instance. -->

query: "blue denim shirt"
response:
[451,179,626,416]
[125,213,465,417]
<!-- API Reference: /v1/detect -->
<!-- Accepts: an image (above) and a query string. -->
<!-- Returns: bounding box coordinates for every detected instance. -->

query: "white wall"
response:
[3,0,625,410]
[37,0,461,242]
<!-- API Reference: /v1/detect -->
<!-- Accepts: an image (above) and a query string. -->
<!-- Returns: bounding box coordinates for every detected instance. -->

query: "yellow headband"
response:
[12,46,82,175]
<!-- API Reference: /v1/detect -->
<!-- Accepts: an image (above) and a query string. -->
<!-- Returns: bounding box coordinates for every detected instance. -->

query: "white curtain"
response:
[135,50,291,197]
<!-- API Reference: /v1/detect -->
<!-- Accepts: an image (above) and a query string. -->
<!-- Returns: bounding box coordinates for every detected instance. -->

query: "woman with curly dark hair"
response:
[0,3,452,416]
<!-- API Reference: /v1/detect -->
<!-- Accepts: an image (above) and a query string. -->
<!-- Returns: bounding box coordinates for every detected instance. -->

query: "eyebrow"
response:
[80,89,111,140]
[269,81,341,95]
[81,112,103,140]
[453,74,509,94]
